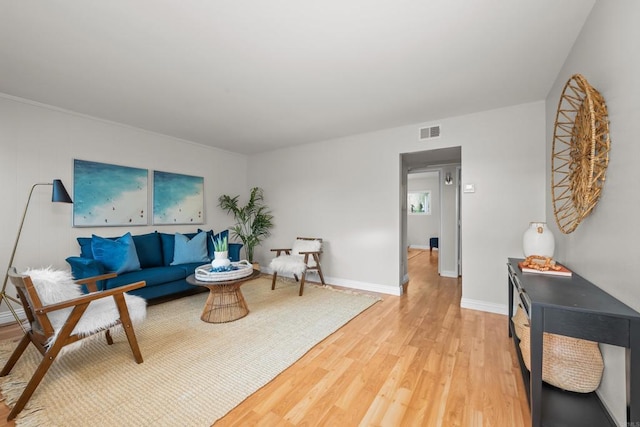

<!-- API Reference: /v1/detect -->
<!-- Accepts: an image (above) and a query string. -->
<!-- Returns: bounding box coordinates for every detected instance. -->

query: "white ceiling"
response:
[0,1,594,155]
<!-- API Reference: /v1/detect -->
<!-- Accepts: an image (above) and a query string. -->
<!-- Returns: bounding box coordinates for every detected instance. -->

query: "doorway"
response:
[400,147,462,285]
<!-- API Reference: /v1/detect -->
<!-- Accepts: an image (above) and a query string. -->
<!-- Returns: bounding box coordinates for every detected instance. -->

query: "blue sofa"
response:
[66,230,242,300]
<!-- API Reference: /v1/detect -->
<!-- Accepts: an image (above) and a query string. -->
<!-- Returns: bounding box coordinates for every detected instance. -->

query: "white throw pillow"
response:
[290,239,321,267]
[24,267,82,304]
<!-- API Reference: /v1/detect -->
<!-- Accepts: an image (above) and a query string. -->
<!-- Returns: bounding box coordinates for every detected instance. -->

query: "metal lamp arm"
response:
[2,183,52,302]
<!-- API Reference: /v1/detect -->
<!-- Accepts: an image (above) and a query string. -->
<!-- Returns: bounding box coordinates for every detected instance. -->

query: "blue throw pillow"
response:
[91,232,141,274]
[77,237,94,258]
[66,256,106,280]
[132,232,163,268]
[159,232,175,266]
[171,231,209,265]
[198,229,215,258]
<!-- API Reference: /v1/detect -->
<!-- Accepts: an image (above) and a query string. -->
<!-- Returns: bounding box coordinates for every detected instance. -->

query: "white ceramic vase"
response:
[523,222,555,258]
[211,251,231,268]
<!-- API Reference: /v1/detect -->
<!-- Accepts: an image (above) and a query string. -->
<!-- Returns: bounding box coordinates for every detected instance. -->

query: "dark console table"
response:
[507,258,640,427]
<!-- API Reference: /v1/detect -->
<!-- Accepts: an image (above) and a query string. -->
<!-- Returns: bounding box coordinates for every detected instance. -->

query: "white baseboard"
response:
[327,276,403,296]
[460,298,507,315]
[263,267,402,296]
[440,270,458,278]
[0,307,25,325]
[409,245,431,250]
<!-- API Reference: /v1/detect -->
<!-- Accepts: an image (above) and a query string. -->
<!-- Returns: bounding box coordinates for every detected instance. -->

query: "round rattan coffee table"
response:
[186,269,260,323]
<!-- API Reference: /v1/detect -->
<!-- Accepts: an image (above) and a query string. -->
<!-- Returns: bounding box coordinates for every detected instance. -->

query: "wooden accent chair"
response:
[269,237,326,296]
[0,267,146,420]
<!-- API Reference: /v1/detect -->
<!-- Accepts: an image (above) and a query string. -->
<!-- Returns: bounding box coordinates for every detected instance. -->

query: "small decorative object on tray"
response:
[519,255,572,277]
[195,260,253,282]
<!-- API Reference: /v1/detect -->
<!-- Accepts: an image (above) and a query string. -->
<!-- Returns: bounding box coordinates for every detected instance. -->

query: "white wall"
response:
[439,164,459,278]
[248,100,546,303]
[407,174,440,248]
[544,1,640,424]
[0,95,248,321]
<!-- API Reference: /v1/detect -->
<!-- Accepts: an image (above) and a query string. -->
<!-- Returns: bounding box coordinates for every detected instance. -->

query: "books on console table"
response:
[518,261,573,277]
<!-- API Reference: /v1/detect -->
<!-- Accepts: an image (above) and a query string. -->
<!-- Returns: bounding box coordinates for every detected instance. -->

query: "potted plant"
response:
[211,235,231,268]
[218,187,274,264]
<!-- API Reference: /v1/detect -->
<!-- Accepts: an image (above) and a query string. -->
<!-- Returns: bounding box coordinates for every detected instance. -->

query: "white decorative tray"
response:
[195,261,253,282]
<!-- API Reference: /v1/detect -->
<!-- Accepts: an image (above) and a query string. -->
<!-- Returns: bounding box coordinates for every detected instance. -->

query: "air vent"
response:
[419,125,441,140]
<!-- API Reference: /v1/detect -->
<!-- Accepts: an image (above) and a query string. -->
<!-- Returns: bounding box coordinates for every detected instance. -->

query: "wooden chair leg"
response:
[316,267,326,285]
[7,305,87,421]
[113,294,143,364]
[314,254,326,285]
[105,329,114,345]
[7,335,70,420]
[0,334,31,376]
[271,272,278,290]
[299,272,306,296]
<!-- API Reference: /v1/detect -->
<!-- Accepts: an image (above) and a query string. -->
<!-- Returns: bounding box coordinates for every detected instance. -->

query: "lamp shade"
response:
[52,179,73,203]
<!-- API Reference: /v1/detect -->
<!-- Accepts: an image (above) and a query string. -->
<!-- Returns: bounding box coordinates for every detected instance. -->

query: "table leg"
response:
[530,305,543,427]
[629,319,640,424]
[201,284,249,323]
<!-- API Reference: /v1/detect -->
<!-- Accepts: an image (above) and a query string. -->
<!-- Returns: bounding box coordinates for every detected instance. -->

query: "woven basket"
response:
[512,304,529,339]
[194,261,253,282]
[518,323,603,393]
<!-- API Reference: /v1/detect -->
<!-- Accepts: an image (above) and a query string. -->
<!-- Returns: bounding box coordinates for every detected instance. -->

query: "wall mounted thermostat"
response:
[463,184,476,193]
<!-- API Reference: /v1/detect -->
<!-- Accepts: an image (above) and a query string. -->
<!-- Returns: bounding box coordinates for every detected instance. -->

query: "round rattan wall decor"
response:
[551,74,610,234]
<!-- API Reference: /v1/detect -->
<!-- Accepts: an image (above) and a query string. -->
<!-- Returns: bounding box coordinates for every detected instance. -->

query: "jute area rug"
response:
[0,277,380,426]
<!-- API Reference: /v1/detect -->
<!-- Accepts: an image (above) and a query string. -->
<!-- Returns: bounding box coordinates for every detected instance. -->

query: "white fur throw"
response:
[270,255,308,276]
[24,267,147,350]
[270,239,322,275]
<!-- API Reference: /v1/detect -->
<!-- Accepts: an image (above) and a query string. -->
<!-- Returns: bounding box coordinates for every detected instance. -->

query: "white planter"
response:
[211,251,231,268]
[523,222,555,258]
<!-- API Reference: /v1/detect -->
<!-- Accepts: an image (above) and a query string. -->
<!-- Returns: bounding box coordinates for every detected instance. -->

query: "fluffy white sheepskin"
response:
[269,239,322,276]
[24,267,146,350]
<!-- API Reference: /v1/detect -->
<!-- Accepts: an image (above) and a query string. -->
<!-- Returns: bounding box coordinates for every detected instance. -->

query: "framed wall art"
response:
[73,159,148,227]
[153,171,204,225]
[408,190,431,215]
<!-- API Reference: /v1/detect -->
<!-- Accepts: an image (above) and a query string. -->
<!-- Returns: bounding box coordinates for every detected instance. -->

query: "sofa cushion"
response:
[104,266,187,289]
[172,261,209,277]
[199,229,229,259]
[91,232,141,274]
[66,256,106,280]
[159,232,175,266]
[171,231,209,265]
[132,231,163,268]
[198,229,215,258]
[77,237,93,259]
[228,243,243,262]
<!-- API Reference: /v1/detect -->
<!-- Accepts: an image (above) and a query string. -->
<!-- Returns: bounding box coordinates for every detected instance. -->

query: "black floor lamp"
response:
[1,179,73,327]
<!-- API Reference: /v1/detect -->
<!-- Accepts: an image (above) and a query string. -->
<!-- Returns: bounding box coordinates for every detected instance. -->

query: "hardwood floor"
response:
[0,250,530,426]
[216,250,530,426]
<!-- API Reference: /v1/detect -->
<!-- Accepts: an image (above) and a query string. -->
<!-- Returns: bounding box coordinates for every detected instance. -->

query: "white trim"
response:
[0,307,25,325]
[440,270,458,278]
[409,245,430,250]
[460,298,507,315]
[327,276,403,296]
[262,267,402,296]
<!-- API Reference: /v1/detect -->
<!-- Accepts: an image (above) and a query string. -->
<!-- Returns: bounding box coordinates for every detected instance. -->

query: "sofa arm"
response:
[65,256,105,279]
[228,243,243,262]
[66,257,109,292]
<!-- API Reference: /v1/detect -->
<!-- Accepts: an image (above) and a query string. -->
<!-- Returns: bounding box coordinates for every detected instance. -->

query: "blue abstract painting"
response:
[73,159,148,227]
[153,171,204,225]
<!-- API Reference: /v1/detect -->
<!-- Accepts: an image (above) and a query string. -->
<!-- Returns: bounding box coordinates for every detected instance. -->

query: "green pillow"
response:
[171,231,209,265]
[91,232,141,274]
